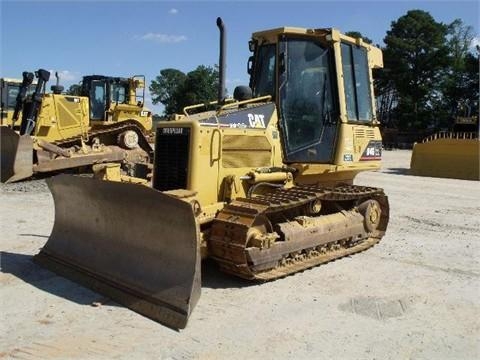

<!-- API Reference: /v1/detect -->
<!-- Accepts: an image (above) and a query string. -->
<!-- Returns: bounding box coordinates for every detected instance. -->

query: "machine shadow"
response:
[382,167,411,176]
[2,251,253,300]
[1,251,118,306]
[200,259,256,290]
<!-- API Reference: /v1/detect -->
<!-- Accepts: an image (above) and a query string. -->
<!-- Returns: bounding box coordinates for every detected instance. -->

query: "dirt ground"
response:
[1,150,479,360]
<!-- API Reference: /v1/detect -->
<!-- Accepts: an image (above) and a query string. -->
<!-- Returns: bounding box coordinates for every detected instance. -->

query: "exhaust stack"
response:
[216,17,226,104]
[20,69,50,136]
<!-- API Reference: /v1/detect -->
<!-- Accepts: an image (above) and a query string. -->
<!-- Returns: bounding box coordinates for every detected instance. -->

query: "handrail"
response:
[182,94,273,117]
[216,95,272,115]
[182,98,235,116]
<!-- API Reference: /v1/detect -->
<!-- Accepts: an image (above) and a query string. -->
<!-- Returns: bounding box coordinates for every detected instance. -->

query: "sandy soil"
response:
[1,150,479,360]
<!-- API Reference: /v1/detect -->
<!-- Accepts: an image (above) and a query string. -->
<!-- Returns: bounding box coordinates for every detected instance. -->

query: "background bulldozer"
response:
[410,102,479,180]
[0,70,153,183]
[36,18,390,329]
[0,77,36,127]
[73,74,152,132]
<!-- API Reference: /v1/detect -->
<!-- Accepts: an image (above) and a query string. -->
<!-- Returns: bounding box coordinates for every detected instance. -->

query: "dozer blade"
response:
[410,138,479,180]
[0,126,33,183]
[35,174,201,329]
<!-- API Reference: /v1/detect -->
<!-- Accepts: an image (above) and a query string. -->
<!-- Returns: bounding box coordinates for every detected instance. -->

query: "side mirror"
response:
[248,40,256,52]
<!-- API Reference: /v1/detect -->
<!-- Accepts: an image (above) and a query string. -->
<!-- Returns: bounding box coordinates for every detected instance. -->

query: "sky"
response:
[1,0,478,114]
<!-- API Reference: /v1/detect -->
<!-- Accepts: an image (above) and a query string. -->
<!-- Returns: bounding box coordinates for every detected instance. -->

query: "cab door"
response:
[89,80,107,120]
[278,36,338,163]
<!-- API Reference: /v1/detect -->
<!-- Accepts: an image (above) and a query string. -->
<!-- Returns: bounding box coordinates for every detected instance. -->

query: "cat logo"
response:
[247,113,266,128]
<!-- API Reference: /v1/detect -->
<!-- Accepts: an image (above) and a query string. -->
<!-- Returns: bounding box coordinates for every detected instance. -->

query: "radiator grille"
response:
[153,127,190,191]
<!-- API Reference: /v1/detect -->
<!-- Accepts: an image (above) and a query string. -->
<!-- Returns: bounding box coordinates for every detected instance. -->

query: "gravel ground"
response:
[1,150,479,360]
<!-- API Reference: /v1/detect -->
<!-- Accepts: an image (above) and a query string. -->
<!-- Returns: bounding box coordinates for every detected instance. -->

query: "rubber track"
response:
[209,185,389,281]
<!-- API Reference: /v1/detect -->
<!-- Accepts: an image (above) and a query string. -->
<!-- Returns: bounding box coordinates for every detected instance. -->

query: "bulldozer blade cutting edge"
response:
[0,127,33,183]
[35,174,201,329]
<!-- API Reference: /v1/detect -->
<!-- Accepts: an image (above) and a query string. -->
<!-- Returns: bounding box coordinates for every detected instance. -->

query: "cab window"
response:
[252,44,276,98]
[341,43,372,122]
[90,80,106,120]
[7,85,20,109]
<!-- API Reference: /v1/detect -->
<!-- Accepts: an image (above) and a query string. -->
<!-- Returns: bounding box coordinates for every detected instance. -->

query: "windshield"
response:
[251,44,276,98]
[279,37,338,163]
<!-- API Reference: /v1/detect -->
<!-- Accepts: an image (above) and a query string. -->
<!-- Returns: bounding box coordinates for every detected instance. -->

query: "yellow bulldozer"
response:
[410,101,479,180]
[75,73,152,131]
[0,70,153,182]
[0,76,36,127]
[35,18,390,329]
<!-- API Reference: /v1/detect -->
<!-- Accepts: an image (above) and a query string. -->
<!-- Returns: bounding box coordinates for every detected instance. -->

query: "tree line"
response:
[147,10,478,131]
[373,10,478,131]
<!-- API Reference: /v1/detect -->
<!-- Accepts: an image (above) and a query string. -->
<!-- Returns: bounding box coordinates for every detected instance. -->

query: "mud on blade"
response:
[35,175,201,329]
[0,126,33,183]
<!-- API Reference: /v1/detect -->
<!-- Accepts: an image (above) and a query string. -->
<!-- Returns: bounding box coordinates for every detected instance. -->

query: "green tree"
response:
[66,83,81,95]
[149,68,186,115]
[463,52,480,105]
[177,65,219,110]
[345,31,373,45]
[149,65,220,115]
[439,19,479,125]
[383,9,449,129]
[374,68,399,128]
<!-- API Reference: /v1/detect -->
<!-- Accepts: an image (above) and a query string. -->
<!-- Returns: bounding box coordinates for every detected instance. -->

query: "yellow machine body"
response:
[32,94,90,144]
[37,23,390,329]
[152,27,384,213]
[154,110,384,222]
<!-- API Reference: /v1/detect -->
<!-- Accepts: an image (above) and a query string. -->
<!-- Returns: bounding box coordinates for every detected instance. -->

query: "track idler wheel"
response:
[357,199,381,232]
[246,215,277,249]
[117,130,139,149]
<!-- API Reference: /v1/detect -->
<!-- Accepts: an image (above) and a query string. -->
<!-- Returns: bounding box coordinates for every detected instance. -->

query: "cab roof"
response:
[251,27,383,68]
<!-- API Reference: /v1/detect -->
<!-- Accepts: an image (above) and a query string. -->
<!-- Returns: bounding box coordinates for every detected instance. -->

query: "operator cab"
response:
[248,28,380,164]
[81,75,131,120]
[0,78,36,125]
[1,80,33,110]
